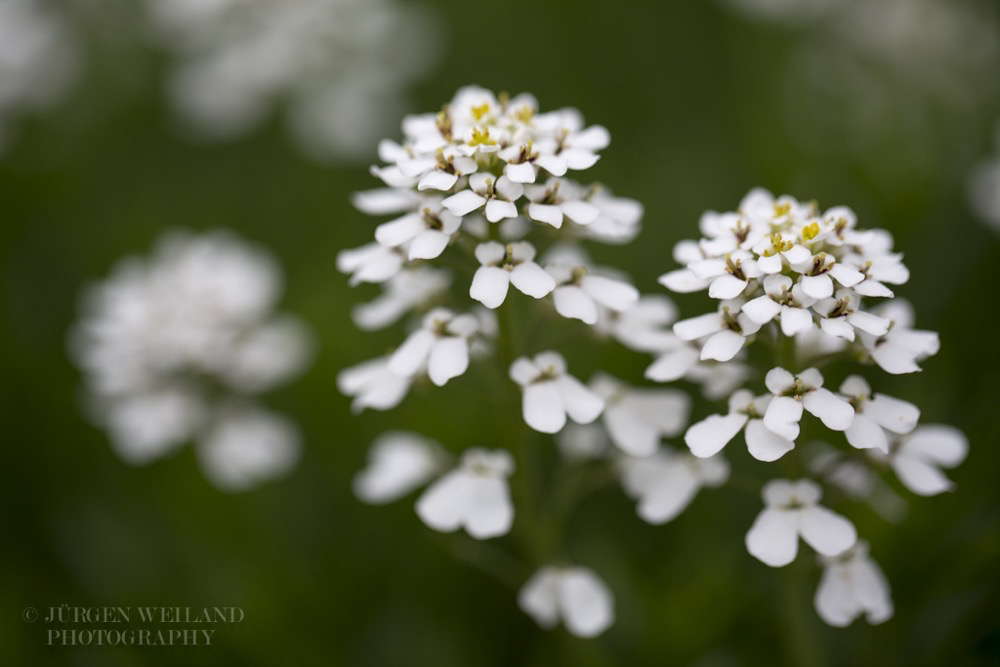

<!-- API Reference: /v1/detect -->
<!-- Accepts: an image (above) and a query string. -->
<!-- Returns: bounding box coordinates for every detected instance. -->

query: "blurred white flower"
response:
[859,299,940,375]
[590,373,688,457]
[746,479,857,567]
[0,0,81,153]
[814,541,893,627]
[71,230,313,490]
[518,566,614,638]
[620,447,728,524]
[885,425,969,496]
[144,0,442,161]
[197,404,301,491]
[354,431,446,504]
[351,267,450,331]
[415,448,514,539]
[336,356,412,414]
[509,352,604,434]
[763,367,854,442]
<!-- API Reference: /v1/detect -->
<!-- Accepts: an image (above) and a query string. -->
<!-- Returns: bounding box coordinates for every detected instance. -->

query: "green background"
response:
[3,1,999,665]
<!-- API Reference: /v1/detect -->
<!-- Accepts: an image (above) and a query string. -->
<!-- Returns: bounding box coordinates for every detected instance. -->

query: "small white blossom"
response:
[374,200,462,260]
[336,242,404,286]
[746,479,858,567]
[590,373,689,457]
[523,178,600,229]
[415,448,514,539]
[469,241,555,309]
[351,267,450,331]
[620,447,728,524]
[509,352,604,434]
[197,404,301,492]
[353,432,446,504]
[336,356,412,413]
[763,367,854,442]
[814,541,893,628]
[388,308,481,387]
[547,264,639,326]
[838,376,919,453]
[685,389,795,462]
[596,294,678,353]
[442,173,524,222]
[673,299,762,362]
[518,566,614,638]
[859,299,940,374]
[886,425,968,496]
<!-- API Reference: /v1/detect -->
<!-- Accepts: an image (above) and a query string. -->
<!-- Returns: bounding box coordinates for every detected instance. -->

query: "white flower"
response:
[469,241,555,309]
[685,389,795,462]
[888,425,968,496]
[388,308,480,387]
[442,173,524,222]
[859,299,940,374]
[547,264,639,326]
[578,186,643,245]
[590,373,689,456]
[145,0,441,161]
[336,356,412,413]
[523,178,600,229]
[672,300,762,362]
[807,442,907,523]
[597,294,678,353]
[814,541,893,628]
[415,448,514,539]
[746,479,857,567]
[812,289,890,341]
[351,267,450,331]
[336,242,404,286]
[838,375,919,453]
[620,448,728,524]
[509,352,604,434]
[518,566,614,638]
[99,387,205,465]
[353,431,445,504]
[196,404,301,491]
[741,274,817,336]
[763,367,854,442]
[215,316,313,394]
[374,200,463,260]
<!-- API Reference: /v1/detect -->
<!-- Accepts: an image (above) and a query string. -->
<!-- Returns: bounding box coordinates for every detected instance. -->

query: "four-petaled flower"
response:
[509,352,604,434]
[416,448,515,539]
[518,566,615,638]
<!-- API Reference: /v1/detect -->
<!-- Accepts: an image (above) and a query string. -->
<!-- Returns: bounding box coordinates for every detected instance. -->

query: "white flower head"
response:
[353,431,446,504]
[887,425,968,496]
[388,308,481,386]
[814,541,893,628]
[470,241,555,309]
[509,352,604,434]
[762,367,854,442]
[590,373,689,457]
[685,389,795,462]
[518,566,614,638]
[415,448,514,539]
[620,447,729,524]
[336,356,412,413]
[746,479,857,567]
[838,375,919,453]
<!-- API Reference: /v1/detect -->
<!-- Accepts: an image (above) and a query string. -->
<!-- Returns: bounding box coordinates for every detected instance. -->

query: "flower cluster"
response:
[662,189,967,626]
[71,230,313,491]
[340,87,967,636]
[143,0,441,161]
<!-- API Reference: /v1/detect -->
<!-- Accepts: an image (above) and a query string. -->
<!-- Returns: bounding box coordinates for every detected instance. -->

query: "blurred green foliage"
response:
[3,1,999,665]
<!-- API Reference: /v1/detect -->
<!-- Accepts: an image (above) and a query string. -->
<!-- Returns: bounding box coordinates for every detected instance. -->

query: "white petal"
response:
[582,275,638,312]
[415,472,473,532]
[375,214,424,247]
[709,274,749,300]
[765,367,796,394]
[901,425,968,466]
[528,203,563,228]
[558,569,615,638]
[442,190,486,216]
[742,295,782,324]
[635,461,700,524]
[645,346,700,382]
[866,394,919,434]
[486,199,518,223]
[553,286,598,324]
[803,388,854,431]
[556,375,604,424]
[848,311,890,336]
[871,343,921,375]
[388,330,435,377]
[561,200,600,225]
[604,406,659,457]
[798,506,857,556]
[845,414,889,453]
[418,170,459,192]
[763,396,803,441]
[518,569,561,629]
[745,419,795,462]
[409,230,451,260]
[746,508,799,567]
[475,241,506,265]
[801,274,834,300]
[820,316,855,341]
[428,338,469,386]
[815,566,859,627]
[673,312,722,341]
[470,267,511,309]
[505,161,537,184]
[463,477,513,539]
[509,357,539,386]
[892,457,954,496]
[511,262,556,298]
[659,269,709,293]
[523,382,566,434]
[700,330,745,362]
[780,306,814,336]
[685,413,748,458]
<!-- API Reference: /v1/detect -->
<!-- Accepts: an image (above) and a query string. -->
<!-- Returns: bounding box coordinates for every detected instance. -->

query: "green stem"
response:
[781,556,826,667]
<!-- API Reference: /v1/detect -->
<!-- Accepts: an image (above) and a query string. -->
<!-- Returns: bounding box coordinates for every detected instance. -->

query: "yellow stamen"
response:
[471,103,490,121]
[802,222,820,241]
[469,127,496,148]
